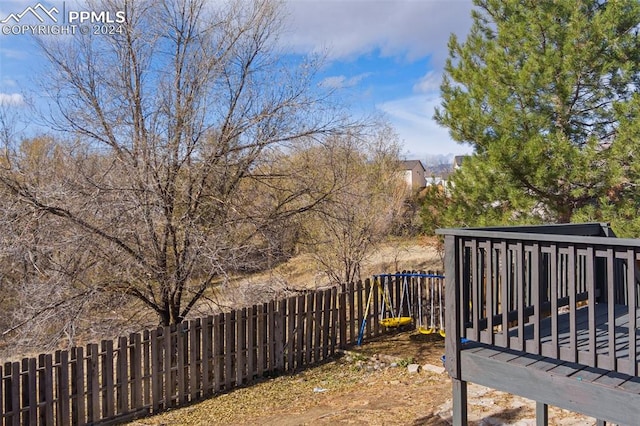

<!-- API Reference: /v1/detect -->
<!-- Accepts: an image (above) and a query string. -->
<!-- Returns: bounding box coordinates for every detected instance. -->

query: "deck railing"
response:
[438,223,640,380]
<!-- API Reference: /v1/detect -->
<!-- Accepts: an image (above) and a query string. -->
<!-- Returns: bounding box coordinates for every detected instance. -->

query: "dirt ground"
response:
[128,331,595,426]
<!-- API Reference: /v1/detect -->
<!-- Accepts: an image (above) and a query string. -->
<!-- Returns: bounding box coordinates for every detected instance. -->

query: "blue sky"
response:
[0,0,475,161]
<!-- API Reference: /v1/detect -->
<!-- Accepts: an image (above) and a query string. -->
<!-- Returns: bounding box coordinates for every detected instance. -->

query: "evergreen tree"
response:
[435,0,640,233]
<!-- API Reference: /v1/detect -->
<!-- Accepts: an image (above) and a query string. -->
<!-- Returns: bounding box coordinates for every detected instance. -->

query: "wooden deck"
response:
[438,223,640,426]
[460,342,640,425]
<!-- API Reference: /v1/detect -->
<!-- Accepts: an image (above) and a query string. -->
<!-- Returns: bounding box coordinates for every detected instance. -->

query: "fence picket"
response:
[256,306,266,376]
[323,289,331,359]
[330,287,338,356]
[9,362,19,426]
[305,293,314,364]
[38,353,54,425]
[130,332,143,410]
[285,298,296,371]
[224,311,235,390]
[339,292,347,348]
[236,308,247,386]
[202,317,213,395]
[163,326,174,408]
[250,306,259,378]
[213,314,224,393]
[22,358,36,426]
[347,282,355,343]
[177,323,187,405]
[313,292,322,362]
[190,319,201,401]
[55,351,70,425]
[101,340,115,419]
[143,330,151,408]
[71,347,85,425]
[296,295,305,368]
[266,303,274,372]
[0,364,3,423]
[150,328,162,412]
[273,299,287,371]
[86,344,100,423]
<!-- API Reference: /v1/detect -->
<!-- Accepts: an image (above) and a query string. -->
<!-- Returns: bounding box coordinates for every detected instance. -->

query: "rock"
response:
[422,363,446,374]
[407,363,420,374]
[478,417,504,426]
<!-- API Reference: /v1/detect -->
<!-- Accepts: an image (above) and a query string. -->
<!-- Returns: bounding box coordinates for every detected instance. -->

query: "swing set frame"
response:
[356,272,445,345]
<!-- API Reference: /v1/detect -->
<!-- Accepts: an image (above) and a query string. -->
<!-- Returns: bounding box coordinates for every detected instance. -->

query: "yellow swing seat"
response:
[380,317,412,328]
[418,326,435,335]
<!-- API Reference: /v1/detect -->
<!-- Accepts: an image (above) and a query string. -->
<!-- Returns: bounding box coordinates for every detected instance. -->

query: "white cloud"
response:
[2,78,18,87]
[413,71,441,94]
[283,0,473,68]
[320,72,371,89]
[0,48,29,60]
[0,93,25,106]
[377,94,472,158]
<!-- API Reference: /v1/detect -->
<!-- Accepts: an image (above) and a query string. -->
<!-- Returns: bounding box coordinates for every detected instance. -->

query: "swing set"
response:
[417,273,446,338]
[357,272,446,345]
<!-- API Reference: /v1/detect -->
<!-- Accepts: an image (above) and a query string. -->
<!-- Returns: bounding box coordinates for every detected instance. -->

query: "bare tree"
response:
[0,0,356,327]
[296,125,408,285]
[0,137,129,356]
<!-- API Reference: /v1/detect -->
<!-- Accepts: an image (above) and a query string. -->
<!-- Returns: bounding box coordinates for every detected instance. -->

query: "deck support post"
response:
[535,401,548,426]
[452,378,467,426]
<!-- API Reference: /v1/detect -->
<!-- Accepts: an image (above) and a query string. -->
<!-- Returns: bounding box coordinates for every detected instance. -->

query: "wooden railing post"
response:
[444,234,462,380]
[627,249,637,376]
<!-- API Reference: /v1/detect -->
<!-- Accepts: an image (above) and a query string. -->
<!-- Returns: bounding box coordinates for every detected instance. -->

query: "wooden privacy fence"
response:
[0,274,440,426]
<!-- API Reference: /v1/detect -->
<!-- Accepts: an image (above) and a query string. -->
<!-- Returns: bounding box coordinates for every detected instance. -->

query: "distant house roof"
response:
[453,155,470,168]
[401,160,426,171]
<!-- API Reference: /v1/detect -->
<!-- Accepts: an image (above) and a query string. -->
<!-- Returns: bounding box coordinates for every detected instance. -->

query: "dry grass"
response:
[191,236,444,316]
[128,332,451,426]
